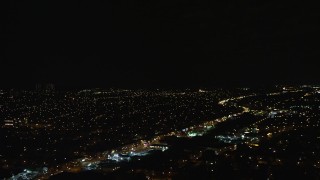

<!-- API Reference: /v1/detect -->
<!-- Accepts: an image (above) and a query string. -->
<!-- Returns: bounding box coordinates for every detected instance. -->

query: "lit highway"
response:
[6,86,318,179]
[12,93,256,179]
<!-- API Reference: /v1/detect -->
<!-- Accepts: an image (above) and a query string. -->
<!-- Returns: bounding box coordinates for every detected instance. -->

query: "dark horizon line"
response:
[1,83,319,91]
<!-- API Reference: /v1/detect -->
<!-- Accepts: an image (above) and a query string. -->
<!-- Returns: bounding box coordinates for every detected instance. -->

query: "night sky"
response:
[1,1,320,88]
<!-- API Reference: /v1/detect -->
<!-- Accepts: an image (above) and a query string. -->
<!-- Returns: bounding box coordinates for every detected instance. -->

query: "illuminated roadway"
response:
[10,89,308,180]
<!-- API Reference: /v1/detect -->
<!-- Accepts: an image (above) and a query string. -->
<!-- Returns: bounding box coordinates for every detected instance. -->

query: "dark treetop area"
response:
[1,1,320,88]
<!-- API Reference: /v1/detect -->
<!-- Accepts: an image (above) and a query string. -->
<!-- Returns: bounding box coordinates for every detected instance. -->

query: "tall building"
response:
[45,83,55,93]
[35,84,42,91]
[35,83,55,93]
